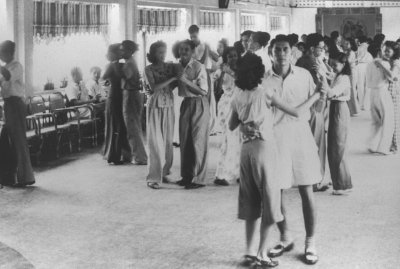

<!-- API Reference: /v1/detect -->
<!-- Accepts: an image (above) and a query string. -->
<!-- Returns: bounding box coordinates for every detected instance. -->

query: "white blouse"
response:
[327,74,351,101]
[0,60,25,99]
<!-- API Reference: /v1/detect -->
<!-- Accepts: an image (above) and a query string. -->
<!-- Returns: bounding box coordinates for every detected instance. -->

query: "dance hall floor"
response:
[0,112,399,269]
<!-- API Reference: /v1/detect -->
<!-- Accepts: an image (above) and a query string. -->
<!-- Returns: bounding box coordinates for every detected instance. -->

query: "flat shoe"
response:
[254,258,279,268]
[185,183,205,189]
[304,251,318,265]
[239,255,257,267]
[268,242,294,258]
[147,182,160,189]
[176,179,189,186]
[214,179,229,186]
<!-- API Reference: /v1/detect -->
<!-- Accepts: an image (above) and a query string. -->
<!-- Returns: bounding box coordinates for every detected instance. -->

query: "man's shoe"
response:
[185,183,205,189]
[176,179,189,186]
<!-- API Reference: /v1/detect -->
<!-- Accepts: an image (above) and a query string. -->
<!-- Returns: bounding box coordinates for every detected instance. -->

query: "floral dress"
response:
[214,66,241,182]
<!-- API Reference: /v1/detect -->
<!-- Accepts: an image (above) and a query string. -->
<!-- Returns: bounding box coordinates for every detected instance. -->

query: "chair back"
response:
[48,92,67,111]
[27,95,46,115]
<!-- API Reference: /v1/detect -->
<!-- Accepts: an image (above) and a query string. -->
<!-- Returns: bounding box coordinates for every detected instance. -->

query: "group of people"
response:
[1,22,399,267]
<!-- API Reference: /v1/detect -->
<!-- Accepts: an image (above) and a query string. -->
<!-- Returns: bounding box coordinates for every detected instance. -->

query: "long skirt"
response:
[103,96,131,163]
[388,81,400,152]
[0,97,35,185]
[179,96,210,184]
[215,92,241,182]
[369,88,395,154]
[327,101,352,191]
[146,106,174,183]
[122,90,148,163]
[238,139,283,225]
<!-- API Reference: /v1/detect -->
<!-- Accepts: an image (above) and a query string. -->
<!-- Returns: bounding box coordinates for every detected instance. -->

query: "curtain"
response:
[200,10,224,30]
[138,8,180,34]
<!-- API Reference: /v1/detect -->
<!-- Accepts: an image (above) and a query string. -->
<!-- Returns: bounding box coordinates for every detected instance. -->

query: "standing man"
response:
[296,33,333,191]
[120,40,148,165]
[355,35,373,111]
[176,40,210,189]
[266,34,322,265]
[240,30,254,56]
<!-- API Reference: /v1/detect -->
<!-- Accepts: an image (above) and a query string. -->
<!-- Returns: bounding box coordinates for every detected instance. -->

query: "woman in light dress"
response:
[343,37,360,116]
[366,43,395,155]
[213,47,241,186]
[381,41,400,153]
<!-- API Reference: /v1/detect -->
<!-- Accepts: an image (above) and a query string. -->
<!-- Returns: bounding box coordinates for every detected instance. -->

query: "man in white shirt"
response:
[86,66,107,101]
[249,31,272,74]
[176,39,210,189]
[65,67,93,118]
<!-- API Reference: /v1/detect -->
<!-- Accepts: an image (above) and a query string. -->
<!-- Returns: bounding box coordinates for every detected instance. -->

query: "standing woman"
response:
[213,47,241,186]
[103,43,131,164]
[343,37,360,116]
[381,41,400,153]
[0,40,35,187]
[144,41,178,189]
[324,53,353,195]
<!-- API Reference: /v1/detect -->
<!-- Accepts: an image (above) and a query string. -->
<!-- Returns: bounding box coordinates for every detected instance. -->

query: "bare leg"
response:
[257,220,273,260]
[245,219,258,256]
[298,185,316,238]
[276,190,292,243]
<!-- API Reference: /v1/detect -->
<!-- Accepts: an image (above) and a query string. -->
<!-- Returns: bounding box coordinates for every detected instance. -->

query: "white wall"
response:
[381,7,400,41]
[291,8,317,35]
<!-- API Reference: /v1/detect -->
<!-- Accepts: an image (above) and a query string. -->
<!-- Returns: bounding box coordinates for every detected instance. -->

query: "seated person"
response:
[65,67,92,118]
[86,66,107,102]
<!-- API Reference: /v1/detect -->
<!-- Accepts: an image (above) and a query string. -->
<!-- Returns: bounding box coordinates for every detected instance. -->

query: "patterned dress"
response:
[214,66,241,182]
[388,60,400,152]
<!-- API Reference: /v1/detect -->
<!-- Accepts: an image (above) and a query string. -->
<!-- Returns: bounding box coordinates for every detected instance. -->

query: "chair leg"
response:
[56,133,62,159]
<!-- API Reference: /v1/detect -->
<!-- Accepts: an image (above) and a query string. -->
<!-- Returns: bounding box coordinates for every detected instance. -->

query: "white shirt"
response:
[86,79,106,98]
[357,43,373,64]
[178,58,208,98]
[328,74,351,101]
[263,65,316,125]
[194,42,212,70]
[231,85,274,142]
[366,60,390,91]
[0,60,25,99]
[254,48,272,74]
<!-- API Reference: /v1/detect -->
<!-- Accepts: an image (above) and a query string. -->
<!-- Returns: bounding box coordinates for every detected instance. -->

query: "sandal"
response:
[147,182,160,189]
[304,250,319,265]
[238,255,257,267]
[254,258,279,268]
[268,242,294,258]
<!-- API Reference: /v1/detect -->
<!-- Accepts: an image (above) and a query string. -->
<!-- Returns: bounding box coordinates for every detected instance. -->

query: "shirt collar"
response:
[269,64,295,78]
[182,58,195,69]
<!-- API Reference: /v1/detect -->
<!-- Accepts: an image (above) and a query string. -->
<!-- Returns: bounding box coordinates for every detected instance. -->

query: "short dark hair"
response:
[188,24,200,34]
[384,40,400,60]
[122,40,138,54]
[373,33,386,46]
[222,46,240,64]
[288,33,299,46]
[345,37,358,52]
[241,30,254,38]
[233,40,244,55]
[368,43,381,58]
[305,33,324,51]
[330,52,351,76]
[330,31,339,40]
[274,34,292,48]
[0,40,16,56]
[179,39,196,51]
[147,41,167,64]
[251,31,270,47]
[357,35,368,44]
[297,42,305,49]
[235,53,264,91]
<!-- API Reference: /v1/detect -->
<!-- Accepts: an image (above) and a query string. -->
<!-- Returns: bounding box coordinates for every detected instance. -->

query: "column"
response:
[120,0,138,41]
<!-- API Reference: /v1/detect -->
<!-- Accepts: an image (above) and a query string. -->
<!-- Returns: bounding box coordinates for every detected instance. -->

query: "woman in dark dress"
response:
[102,43,131,164]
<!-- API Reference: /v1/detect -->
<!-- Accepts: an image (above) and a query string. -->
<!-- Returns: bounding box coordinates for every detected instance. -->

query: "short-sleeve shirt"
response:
[144,62,176,108]
[178,58,208,98]
[263,65,316,126]
[231,85,274,142]
[86,79,107,99]
[0,60,25,99]
[65,81,90,103]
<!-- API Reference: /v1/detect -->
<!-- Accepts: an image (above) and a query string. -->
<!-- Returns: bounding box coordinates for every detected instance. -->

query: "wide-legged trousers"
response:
[327,101,352,191]
[146,106,174,183]
[179,96,210,184]
[122,90,148,163]
[0,96,35,185]
[356,63,370,110]
[309,107,327,182]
